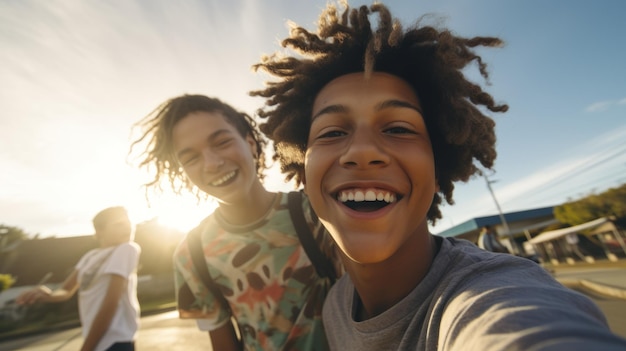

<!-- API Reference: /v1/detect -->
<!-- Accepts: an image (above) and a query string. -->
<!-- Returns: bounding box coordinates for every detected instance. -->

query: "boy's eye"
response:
[384,126,416,135]
[318,130,346,139]
[181,155,199,166]
[215,138,233,148]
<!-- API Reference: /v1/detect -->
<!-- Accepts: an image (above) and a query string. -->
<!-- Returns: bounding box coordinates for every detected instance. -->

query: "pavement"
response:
[548,259,626,300]
[0,309,212,351]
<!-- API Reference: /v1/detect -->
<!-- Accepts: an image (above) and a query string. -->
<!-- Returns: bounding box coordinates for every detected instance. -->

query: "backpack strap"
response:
[288,191,337,283]
[186,225,231,313]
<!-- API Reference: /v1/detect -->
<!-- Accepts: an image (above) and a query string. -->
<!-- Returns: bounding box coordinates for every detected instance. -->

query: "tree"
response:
[554,183,626,226]
[1,225,30,272]
[0,224,28,242]
[0,224,29,248]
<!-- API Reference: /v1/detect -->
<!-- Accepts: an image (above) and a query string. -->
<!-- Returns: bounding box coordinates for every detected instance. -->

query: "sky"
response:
[1,0,625,238]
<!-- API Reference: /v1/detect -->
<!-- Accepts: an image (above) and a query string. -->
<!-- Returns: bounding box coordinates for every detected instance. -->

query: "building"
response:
[435,206,558,255]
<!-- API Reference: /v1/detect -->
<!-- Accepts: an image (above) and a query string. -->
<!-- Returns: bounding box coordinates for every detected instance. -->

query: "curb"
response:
[559,279,626,301]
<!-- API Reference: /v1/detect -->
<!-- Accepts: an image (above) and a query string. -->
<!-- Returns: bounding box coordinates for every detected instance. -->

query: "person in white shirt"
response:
[17,206,141,351]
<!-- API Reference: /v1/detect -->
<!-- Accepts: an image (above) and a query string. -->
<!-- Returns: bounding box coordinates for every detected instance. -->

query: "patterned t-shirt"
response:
[174,191,339,351]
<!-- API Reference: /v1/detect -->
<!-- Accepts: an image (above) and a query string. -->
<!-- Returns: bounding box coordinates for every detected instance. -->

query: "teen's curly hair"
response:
[129,94,268,199]
[250,2,508,224]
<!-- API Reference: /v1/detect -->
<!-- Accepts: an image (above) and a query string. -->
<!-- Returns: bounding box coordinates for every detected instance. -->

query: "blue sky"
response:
[1,0,625,237]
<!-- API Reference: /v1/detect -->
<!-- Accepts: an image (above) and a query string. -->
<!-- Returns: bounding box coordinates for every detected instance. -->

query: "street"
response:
[583,288,626,337]
[551,264,626,338]
[0,310,212,351]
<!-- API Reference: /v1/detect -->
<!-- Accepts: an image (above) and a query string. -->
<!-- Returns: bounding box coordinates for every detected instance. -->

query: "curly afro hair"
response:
[250,2,508,224]
[129,94,268,200]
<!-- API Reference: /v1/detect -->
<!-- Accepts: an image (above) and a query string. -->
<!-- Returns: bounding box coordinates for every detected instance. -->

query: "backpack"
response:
[186,191,337,313]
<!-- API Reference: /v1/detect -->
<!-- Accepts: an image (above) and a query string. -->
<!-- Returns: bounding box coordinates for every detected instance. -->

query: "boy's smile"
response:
[304,72,437,264]
[337,188,397,212]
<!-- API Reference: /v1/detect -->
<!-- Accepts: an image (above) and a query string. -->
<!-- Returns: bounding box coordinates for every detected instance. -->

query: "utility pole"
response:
[484,174,515,253]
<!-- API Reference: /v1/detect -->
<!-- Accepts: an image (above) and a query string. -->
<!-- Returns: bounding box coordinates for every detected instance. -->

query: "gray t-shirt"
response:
[322,237,626,350]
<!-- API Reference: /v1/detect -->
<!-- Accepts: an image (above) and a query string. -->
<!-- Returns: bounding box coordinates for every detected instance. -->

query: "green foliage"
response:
[554,183,626,226]
[0,273,15,292]
[0,224,30,246]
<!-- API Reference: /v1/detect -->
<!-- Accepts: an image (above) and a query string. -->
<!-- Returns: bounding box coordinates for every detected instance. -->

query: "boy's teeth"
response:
[338,188,396,203]
[354,191,364,201]
[211,171,236,186]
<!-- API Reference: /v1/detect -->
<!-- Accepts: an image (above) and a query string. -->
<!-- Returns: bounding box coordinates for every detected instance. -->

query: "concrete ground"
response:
[1,310,212,351]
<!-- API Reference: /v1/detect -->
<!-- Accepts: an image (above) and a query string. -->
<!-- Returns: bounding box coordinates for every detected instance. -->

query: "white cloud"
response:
[484,126,626,214]
[495,156,591,205]
[585,97,626,113]
[585,100,613,113]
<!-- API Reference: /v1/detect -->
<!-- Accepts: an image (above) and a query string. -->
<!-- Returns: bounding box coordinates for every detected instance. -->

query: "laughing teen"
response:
[130,94,340,351]
[251,2,626,350]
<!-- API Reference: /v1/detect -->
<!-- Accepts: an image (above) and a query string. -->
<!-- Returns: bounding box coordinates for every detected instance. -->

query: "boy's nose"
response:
[339,130,390,168]
[202,150,224,172]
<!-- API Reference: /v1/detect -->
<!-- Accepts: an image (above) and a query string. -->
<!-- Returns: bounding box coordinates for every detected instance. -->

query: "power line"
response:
[520,175,625,207]
[524,141,626,196]
[502,167,626,207]
[498,141,626,208]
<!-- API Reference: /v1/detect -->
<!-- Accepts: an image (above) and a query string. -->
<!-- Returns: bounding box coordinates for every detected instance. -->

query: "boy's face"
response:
[172,111,258,204]
[304,72,437,264]
[96,215,133,247]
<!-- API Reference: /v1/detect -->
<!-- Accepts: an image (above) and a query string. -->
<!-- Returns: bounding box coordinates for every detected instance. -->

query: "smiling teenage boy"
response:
[131,94,340,351]
[252,2,626,350]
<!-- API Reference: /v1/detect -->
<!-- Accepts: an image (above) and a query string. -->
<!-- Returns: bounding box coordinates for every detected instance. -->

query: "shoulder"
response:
[173,214,219,261]
[434,241,620,349]
[114,241,141,255]
[432,237,572,306]
[437,238,606,319]
[104,242,141,265]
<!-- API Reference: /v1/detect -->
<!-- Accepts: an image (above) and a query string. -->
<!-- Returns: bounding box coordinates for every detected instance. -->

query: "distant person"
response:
[17,206,141,351]
[130,94,341,350]
[565,232,587,262]
[477,225,510,254]
[251,2,626,349]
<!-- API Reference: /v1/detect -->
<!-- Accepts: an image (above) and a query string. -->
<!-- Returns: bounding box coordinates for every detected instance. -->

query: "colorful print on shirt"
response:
[174,192,337,351]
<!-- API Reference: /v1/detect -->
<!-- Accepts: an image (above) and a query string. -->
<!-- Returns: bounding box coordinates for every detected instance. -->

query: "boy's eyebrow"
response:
[377,99,423,114]
[312,99,423,121]
[311,105,347,121]
[176,129,233,159]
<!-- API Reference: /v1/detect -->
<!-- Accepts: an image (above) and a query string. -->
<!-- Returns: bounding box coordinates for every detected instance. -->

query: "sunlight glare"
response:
[146,194,217,233]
